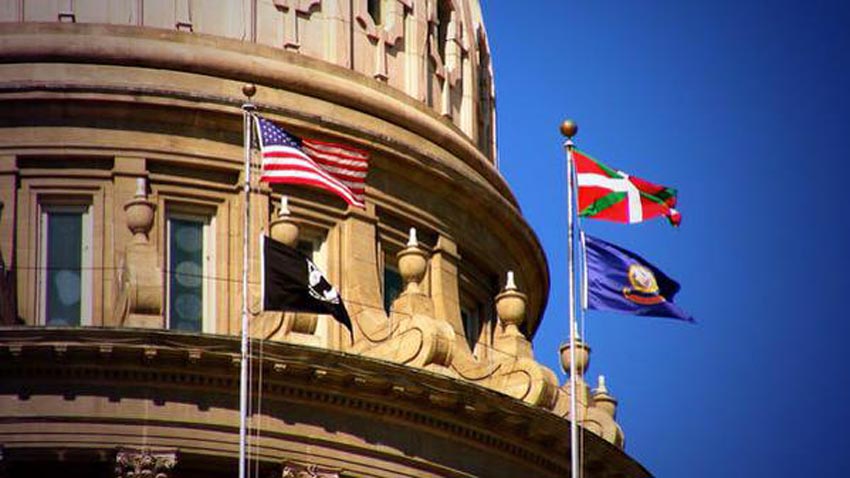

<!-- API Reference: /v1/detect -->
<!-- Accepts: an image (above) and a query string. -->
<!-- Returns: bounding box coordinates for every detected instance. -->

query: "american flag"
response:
[255,116,368,208]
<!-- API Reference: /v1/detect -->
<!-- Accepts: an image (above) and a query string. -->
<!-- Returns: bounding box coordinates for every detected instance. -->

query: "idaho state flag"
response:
[583,234,694,322]
[262,235,353,337]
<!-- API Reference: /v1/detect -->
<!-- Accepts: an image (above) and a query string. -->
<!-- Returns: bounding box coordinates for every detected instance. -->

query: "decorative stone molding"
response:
[114,447,177,478]
[281,460,341,478]
[355,0,411,81]
[425,0,466,116]
[355,228,454,373]
[487,272,559,408]
[0,327,646,475]
[274,0,322,52]
[116,178,163,329]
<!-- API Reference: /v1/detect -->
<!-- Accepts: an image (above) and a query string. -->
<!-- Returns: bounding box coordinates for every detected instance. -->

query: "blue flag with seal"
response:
[583,234,694,322]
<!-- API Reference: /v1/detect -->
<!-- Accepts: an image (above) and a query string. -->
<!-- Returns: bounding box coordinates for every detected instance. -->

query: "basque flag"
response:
[262,235,353,337]
[574,149,681,227]
[583,234,694,322]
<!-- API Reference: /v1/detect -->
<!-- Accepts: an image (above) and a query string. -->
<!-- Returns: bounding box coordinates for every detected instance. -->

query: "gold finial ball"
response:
[559,119,578,138]
[242,83,257,98]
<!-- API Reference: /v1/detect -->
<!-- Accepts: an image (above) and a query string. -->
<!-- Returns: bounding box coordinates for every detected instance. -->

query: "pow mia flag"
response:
[261,235,353,337]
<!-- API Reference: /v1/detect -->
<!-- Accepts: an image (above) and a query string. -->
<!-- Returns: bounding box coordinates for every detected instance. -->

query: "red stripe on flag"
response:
[303,138,369,157]
[573,150,618,177]
[260,155,363,207]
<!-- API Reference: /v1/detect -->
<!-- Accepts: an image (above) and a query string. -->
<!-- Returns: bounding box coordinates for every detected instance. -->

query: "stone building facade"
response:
[0,1,648,477]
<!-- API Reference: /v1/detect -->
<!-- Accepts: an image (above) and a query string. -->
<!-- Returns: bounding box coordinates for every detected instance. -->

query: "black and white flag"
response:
[261,235,353,336]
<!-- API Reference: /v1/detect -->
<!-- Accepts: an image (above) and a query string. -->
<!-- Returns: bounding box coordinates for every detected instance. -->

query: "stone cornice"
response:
[0,327,650,478]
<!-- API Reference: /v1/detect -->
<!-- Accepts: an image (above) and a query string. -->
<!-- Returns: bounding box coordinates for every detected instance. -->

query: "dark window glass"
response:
[437,0,452,61]
[169,218,204,332]
[383,267,403,314]
[462,305,480,352]
[367,0,382,25]
[46,212,82,326]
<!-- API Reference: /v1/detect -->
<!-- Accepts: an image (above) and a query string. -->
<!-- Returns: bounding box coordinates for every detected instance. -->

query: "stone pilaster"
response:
[429,235,463,336]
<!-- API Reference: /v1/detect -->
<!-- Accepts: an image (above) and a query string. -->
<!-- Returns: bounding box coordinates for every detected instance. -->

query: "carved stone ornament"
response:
[396,227,427,295]
[282,460,341,478]
[114,448,177,478]
[124,177,155,244]
[273,0,322,51]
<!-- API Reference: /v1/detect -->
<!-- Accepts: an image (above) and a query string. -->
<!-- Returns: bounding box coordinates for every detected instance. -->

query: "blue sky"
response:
[482,1,850,476]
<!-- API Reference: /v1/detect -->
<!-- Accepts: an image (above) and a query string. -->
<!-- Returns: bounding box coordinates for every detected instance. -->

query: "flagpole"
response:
[239,83,256,478]
[560,119,580,478]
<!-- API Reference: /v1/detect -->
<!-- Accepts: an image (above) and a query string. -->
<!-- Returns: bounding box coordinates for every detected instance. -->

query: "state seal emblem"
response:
[622,263,666,305]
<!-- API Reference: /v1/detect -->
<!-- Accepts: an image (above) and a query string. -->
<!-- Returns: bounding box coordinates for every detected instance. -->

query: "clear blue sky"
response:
[482,1,850,476]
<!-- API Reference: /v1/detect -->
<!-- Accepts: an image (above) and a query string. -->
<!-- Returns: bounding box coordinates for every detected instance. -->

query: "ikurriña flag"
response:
[261,235,353,337]
[583,234,694,322]
[255,116,368,209]
[574,149,681,226]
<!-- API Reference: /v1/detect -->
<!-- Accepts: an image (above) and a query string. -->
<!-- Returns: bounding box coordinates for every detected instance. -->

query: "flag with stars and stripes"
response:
[255,116,368,208]
[574,149,681,226]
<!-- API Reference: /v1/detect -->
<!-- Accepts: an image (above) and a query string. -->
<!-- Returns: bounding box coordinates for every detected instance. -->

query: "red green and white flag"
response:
[573,149,681,226]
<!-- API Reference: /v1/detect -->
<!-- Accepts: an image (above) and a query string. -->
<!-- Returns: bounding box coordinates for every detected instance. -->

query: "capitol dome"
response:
[0,1,647,477]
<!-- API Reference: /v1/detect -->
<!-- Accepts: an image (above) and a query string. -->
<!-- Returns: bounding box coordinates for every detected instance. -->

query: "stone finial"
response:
[592,374,618,418]
[114,447,177,478]
[134,177,146,197]
[278,195,291,217]
[504,270,517,291]
[495,270,527,336]
[397,227,428,295]
[123,177,155,244]
[559,329,591,378]
[270,196,300,247]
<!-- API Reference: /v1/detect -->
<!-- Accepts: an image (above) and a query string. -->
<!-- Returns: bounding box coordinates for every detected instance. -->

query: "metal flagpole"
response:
[560,119,580,478]
[239,83,256,478]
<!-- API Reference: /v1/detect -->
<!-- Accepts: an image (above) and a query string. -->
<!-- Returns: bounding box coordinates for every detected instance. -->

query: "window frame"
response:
[37,202,93,327]
[165,210,216,334]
